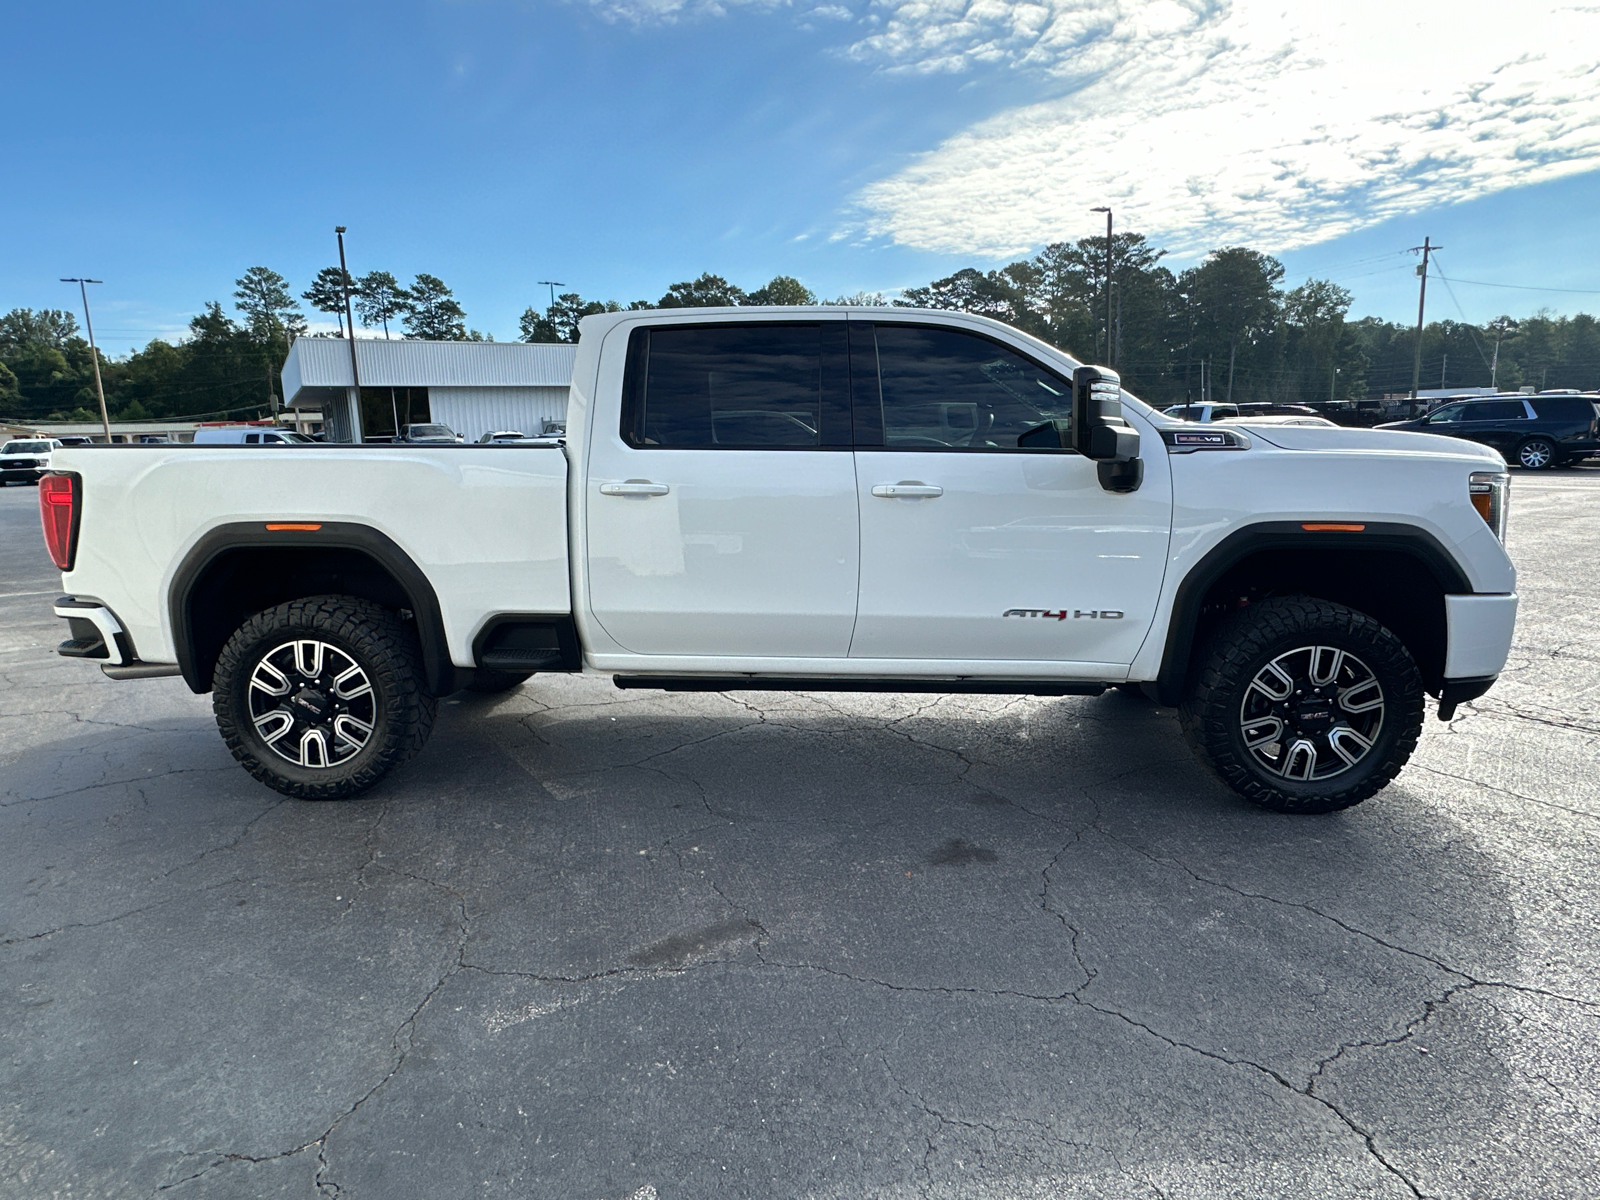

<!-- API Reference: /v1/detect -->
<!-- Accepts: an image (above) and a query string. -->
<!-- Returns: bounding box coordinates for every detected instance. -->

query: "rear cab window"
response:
[621,322,850,449]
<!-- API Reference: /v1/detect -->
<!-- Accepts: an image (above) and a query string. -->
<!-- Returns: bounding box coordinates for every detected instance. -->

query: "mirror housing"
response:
[1072,365,1143,493]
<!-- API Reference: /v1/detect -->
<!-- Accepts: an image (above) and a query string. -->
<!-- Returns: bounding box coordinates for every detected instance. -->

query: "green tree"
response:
[824,291,889,306]
[657,273,746,308]
[403,274,468,340]
[355,271,407,339]
[0,308,79,351]
[1284,279,1354,403]
[234,267,306,340]
[0,359,19,415]
[520,292,622,343]
[302,267,354,336]
[746,276,816,305]
[1180,248,1284,402]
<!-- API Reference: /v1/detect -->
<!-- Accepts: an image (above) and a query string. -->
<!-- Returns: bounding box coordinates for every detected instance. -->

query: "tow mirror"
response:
[1072,365,1143,493]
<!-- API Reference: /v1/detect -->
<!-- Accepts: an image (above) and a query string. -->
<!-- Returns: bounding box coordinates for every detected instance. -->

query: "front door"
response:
[849,320,1171,668]
[585,318,860,658]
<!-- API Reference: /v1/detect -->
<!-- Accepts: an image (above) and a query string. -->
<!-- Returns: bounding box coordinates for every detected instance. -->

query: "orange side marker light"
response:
[265,523,323,532]
[1301,523,1366,532]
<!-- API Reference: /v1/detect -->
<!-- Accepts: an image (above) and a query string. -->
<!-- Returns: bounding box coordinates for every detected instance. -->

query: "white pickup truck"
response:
[39,307,1517,814]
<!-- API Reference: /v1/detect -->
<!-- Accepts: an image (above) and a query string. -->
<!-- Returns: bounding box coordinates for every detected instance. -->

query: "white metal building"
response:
[280,338,576,443]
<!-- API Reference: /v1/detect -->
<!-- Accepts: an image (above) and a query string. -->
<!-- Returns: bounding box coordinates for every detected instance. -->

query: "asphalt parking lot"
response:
[2,470,1598,1200]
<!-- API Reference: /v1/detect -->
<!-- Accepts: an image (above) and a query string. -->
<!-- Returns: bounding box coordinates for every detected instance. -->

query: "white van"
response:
[192,427,314,445]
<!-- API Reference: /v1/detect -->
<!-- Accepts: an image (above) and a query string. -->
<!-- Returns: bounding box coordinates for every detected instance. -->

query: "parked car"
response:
[1380,394,1600,469]
[193,427,314,445]
[398,423,460,444]
[1161,402,1240,423]
[477,430,562,445]
[1216,414,1339,427]
[56,436,95,447]
[0,438,63,485]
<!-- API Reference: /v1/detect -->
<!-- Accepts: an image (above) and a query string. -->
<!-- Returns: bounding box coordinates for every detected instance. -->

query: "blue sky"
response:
[5,0,1598,357]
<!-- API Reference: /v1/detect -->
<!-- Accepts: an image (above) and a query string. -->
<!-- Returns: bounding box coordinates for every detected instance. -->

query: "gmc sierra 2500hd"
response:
[39,307,1517,814]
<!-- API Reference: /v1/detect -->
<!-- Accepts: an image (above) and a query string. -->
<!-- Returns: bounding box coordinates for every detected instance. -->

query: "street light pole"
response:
[537,280,565,312]
[1091,207,1113,366]
[335,228,363,442]
[60,278,110,442]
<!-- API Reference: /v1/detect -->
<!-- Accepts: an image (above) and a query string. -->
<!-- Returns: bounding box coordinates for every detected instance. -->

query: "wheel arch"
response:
[170,522,457,696]
[1155,522,1471,706]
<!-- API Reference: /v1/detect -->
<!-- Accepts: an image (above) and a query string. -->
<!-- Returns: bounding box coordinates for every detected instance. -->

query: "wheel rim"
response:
[248,639,376,768]
[1238,644,1384,782]
[1520,440,1552,469]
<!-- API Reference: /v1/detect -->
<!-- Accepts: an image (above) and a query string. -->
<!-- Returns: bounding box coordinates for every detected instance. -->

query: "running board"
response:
[612,676,1107,697]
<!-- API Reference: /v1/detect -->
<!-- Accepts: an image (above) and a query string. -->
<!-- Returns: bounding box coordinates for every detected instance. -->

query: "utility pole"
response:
[61,278,110,442]
[538,280,565,312]
[1487,316,1515,390]
[1440,353,1447,390]
[1090,208,1112,366]
[335,228,364,442]
[1408,237,1440,411]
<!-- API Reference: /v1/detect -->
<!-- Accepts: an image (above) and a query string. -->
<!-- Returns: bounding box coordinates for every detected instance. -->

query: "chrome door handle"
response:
[600,481,671,497]
[871,483,942,499]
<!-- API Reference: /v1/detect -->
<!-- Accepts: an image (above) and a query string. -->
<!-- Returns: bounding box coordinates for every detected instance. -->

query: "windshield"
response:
[274,431,313,443]
[407,425,454,438]
[2,441,51,454]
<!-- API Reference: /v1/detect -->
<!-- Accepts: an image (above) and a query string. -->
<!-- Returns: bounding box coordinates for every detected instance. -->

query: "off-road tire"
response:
[1516,437,1556,470]
[213,595,437,800]
[1180,596,1424,814]
[463,670,533,694]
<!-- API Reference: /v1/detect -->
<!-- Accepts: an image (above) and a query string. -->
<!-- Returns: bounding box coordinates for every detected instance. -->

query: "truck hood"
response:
[1231,422,1505,463]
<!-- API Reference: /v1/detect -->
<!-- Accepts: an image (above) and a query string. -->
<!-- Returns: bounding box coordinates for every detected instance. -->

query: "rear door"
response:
[584,318,860,657]
[848,319,1172,668]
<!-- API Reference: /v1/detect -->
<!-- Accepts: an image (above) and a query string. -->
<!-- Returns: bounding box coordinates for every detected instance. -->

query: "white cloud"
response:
[847,0,1600,256]
[580,0,787,22]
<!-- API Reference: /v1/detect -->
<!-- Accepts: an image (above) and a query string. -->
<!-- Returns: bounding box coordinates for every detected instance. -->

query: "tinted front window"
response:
[1428,405,1468,424]
[627,324,823,448]
[871,325,1072,449]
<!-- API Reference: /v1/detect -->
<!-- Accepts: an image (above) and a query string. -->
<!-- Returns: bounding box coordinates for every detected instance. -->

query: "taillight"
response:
[39,473,79,571]
[1469,470,1509,541]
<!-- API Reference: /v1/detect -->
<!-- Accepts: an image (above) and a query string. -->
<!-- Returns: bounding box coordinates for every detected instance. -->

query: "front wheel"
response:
[212,596,437,800]
[1516,437,1557,470]
[1180,596,1424,814]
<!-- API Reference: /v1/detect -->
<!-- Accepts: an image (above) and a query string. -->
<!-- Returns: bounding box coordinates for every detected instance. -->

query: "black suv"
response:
[1380,394,1600,469]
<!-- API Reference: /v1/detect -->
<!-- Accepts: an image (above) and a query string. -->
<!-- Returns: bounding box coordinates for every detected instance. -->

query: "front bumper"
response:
[1438,593,1518,721]
[1,467,45,483]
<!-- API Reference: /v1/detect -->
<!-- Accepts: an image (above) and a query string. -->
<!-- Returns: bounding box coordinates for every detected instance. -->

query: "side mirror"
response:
[1072,365,1143,493]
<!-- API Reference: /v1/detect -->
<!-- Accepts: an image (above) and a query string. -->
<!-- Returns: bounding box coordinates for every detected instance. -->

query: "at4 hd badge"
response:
[1003,609,1125,620]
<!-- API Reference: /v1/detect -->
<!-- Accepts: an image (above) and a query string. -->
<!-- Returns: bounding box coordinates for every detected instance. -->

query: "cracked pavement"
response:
[3,471,1598,1199]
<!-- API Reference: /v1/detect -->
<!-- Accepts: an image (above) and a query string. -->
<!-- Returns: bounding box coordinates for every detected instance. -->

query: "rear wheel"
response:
[1180,596,1424,814]
[213,596,437,800]
[1516,437,1556,470]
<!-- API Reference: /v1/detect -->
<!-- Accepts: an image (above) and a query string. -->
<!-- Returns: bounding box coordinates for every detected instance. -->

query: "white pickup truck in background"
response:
[39,307,1517,814]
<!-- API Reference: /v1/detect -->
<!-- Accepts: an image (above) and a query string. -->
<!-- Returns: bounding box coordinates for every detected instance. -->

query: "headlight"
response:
[1469,470,1509,541]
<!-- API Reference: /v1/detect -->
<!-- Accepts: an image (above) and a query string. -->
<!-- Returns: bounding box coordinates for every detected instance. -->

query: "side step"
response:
[613,676,1107,697]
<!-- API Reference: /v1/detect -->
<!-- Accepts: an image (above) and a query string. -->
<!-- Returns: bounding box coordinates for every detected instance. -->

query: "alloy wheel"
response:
[1519,439,1554,469]
[247,639,376,768]
[1238,644,1385,782]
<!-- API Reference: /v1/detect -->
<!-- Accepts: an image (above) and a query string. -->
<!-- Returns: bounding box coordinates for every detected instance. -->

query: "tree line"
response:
[3,237,1597,425]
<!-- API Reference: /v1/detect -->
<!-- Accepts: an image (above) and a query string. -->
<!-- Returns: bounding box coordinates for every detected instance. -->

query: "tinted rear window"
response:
[1530,397,1592,420]
[624,324,825,449]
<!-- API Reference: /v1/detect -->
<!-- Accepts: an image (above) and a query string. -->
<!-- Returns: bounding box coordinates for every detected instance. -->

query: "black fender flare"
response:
[1153,521,1472,706]
[169,521,457,695]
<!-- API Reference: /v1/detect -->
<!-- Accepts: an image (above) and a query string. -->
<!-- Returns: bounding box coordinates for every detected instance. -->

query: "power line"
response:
[1433,273,1600,296]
